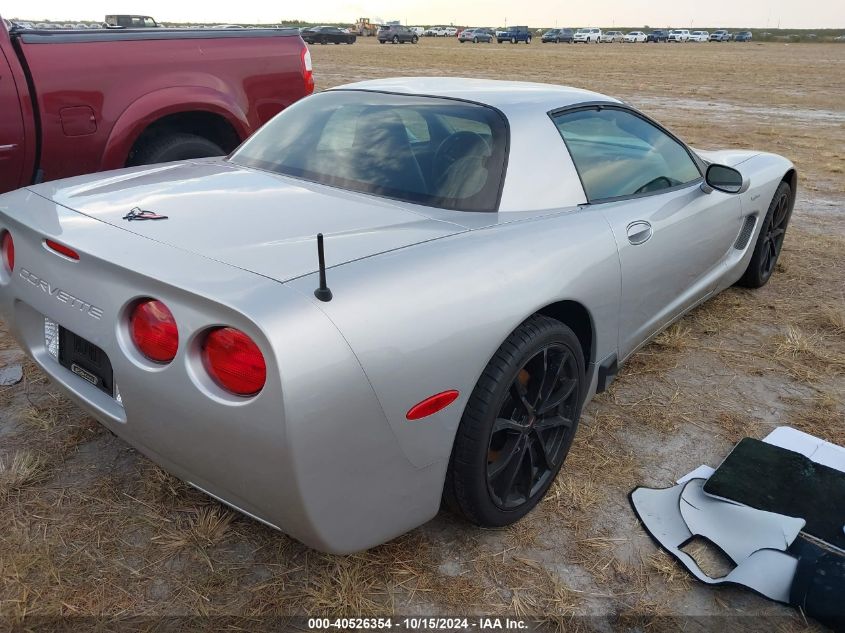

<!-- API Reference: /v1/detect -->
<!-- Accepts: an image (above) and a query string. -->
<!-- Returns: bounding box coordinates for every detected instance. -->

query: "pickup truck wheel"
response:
[526,36,532,43]
[511,37,517,44]
[443,315,584,527]
[131,133,225,166]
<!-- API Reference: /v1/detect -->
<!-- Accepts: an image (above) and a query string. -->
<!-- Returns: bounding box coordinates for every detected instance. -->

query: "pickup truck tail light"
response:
[1,231,14,273]
[130,299,179,363]
[301,47,314,94]
[202,327,266,396]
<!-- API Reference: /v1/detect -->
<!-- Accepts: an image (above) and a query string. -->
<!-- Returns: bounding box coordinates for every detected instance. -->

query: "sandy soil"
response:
[0,38,843,631]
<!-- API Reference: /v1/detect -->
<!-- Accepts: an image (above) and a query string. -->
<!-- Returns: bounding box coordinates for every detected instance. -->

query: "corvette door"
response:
[552,105,741,359]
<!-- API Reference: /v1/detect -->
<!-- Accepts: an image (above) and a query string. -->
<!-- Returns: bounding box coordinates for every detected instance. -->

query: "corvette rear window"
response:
[229,90,508,212]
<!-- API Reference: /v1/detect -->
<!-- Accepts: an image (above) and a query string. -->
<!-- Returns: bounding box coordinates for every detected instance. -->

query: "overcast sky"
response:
[5,0,843,28]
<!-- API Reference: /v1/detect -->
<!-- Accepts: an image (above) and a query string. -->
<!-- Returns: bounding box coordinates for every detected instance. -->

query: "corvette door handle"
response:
[626,221,653,245]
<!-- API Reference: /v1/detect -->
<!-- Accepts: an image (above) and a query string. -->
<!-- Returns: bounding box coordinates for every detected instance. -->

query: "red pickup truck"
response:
[0,18,314,194]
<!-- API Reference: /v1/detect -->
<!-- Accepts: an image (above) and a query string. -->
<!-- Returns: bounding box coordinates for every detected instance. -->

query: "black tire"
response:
[511,37,517,44]
[444,315,585,527]
[736,181,793,288]
[412,35,418,43]
[130,133,224,166]
[526,36,531,43]
[473,37,478,43]
[392,35,399,44]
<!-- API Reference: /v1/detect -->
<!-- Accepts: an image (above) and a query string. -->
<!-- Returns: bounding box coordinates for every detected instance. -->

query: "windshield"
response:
[230,90,509,212]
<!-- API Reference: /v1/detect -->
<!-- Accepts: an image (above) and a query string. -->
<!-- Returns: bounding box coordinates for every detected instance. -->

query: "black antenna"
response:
[313,233,333,302]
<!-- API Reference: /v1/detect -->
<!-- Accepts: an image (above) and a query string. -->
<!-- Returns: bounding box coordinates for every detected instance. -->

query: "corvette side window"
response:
[552,108,701,202]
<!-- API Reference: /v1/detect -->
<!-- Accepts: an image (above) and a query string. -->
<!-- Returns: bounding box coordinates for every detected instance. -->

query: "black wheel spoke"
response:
[510,381,535,416]
[530,429,554,470]
[488,436,522,480]
[773,195,789,228]
[492,417,524,434]
[491,439,528,500]
[535,415,573,433]
[537,377,577,415]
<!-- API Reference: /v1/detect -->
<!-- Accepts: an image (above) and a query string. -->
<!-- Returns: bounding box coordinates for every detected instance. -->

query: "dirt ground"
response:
[1,38,843,631]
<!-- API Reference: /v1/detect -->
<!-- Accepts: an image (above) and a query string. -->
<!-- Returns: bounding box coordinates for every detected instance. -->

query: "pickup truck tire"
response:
[131,133,225,166]
[526,36,532,43]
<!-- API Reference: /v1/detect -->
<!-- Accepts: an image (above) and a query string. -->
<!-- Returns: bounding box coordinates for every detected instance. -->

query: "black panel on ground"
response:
[703,438,845,550]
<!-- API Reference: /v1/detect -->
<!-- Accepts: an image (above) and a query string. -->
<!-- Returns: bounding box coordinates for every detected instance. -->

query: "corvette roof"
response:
[330,77,620,112]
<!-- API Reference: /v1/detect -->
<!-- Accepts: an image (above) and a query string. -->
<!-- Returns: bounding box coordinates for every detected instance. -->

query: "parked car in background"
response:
[409,26,425,36]
[542,28,574,43]
[378,24,419,44]
[445,27,458,36]
[13,21,34,29]
[689,30,709,42]
[497,26,531,43]
[624,31,648,43]
[301,26,356,44]
[668,29,690,42]
[426,26,447,36]
[710,29,732,41]
[105,14,159,28]
[648,29,669,42]
[734,31,753,42]
[459,28,493,43]
[574,28,601,43]
[600,30,623,43]
[0,17,314,194]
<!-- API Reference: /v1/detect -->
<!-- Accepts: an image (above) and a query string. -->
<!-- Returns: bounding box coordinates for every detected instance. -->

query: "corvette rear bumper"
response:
[0,187,445,553]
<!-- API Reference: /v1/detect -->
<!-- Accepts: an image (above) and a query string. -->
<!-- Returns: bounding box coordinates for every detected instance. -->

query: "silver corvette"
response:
[0,78,795,553]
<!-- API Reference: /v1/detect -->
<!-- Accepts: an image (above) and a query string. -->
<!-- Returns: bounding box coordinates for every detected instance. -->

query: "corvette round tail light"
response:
[130,299,178,363]
[1,231,14,273]
[202,327,266,396]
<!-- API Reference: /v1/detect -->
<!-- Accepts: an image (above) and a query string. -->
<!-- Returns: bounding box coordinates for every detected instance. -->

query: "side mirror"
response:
[704,164,748,194]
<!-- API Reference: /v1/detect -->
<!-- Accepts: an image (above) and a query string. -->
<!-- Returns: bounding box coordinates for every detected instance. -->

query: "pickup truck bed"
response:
[0,21,314,194]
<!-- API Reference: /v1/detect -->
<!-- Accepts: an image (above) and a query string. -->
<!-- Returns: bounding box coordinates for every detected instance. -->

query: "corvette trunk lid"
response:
[26,159,467,283]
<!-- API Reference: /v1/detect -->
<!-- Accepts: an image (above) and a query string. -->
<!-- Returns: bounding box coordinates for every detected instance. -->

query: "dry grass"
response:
[0,452,49,502]
[0,38,843,630]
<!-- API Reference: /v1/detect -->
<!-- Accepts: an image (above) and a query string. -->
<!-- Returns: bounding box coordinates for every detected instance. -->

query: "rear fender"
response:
[100,86,251,171]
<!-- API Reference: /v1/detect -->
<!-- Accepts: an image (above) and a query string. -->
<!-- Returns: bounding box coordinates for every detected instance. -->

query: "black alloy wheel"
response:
[737,180,793,288]
[759,189,791,279]
[485,343,579,509]
[444,315,585,527]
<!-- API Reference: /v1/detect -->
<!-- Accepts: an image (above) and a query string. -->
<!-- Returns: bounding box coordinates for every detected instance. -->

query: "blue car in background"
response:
[734,31,753,42]
[497,26,531,43]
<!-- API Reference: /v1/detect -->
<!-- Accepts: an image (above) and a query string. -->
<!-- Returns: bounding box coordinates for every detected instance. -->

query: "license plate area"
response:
[58,326,115,398]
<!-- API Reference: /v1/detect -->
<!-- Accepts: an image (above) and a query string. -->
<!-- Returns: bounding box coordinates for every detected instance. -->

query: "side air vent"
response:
[734,215,757,250]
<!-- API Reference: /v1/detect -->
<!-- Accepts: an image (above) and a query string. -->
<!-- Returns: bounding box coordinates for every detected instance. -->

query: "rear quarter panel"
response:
[286,207,621,470]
